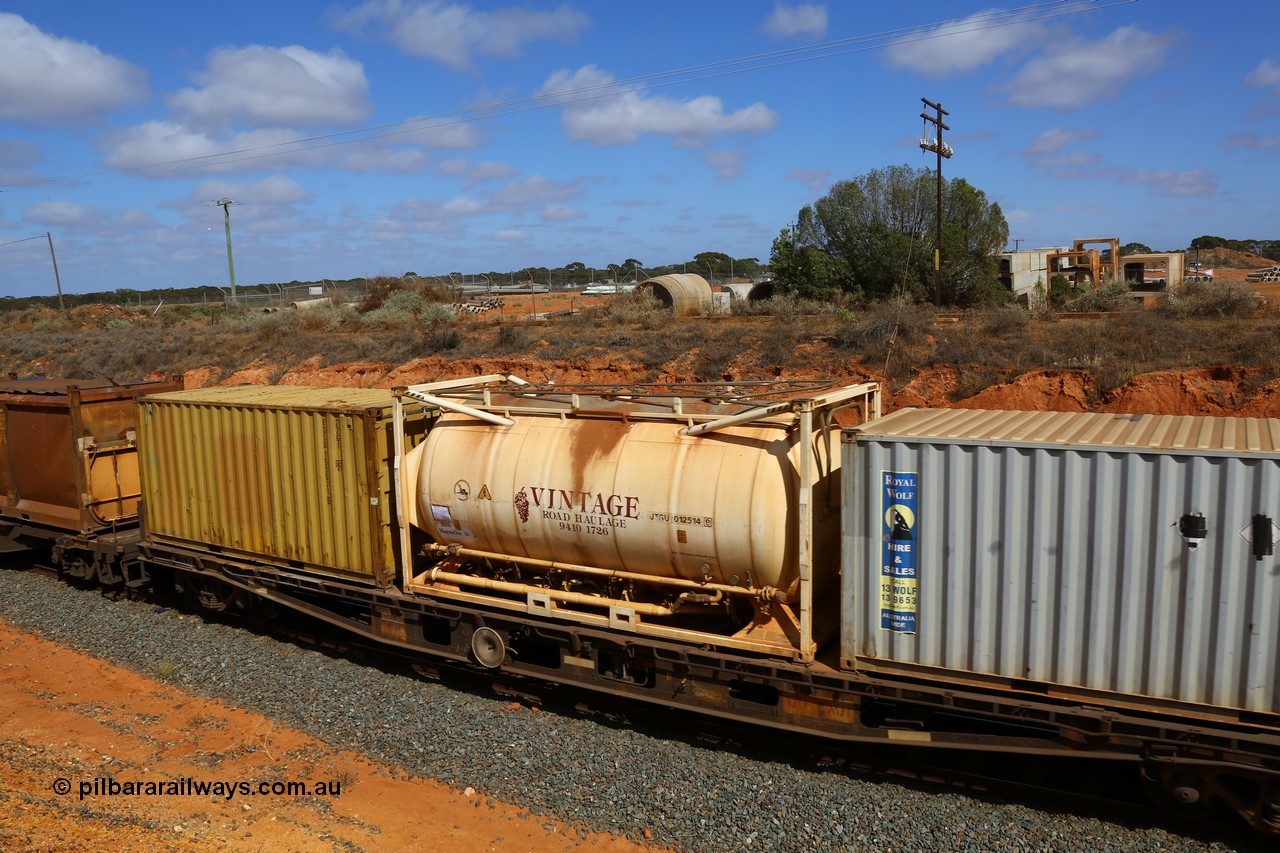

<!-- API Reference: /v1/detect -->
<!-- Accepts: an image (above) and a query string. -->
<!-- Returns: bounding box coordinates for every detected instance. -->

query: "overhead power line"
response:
[1,1,1134,191]
[0,235,47,248]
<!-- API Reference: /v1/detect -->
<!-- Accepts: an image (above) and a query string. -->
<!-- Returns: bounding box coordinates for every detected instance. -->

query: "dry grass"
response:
[3,292,1280,404]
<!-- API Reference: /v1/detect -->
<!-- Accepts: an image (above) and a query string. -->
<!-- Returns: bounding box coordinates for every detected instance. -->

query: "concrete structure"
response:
[636,273,713,315]
[997,247,1069,298]
[1120,252,1185,290]
[1000,238,1190,299]
[718,281,776,302]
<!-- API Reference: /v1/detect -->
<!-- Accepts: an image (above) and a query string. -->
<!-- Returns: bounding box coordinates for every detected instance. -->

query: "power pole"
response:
[215,197,238,300]
[919,98,953,306]
[46,232,64,310]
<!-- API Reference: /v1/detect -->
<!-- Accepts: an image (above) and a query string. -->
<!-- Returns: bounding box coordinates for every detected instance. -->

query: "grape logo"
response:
[514,488,530,523]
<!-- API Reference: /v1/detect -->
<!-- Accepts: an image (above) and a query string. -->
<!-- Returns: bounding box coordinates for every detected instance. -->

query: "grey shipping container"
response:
[841,408,1280,721]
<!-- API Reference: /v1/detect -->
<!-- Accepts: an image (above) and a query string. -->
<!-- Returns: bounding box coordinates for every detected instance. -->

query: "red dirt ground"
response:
[0,617,655,853]
[164,359,1280,420]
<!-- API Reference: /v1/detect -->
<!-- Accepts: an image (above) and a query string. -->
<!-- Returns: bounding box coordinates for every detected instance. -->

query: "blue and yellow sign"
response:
[881,471,919,633]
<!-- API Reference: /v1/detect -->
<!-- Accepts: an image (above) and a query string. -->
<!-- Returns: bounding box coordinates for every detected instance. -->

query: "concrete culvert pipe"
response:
[636,274,712,315]
[291,297,331,311]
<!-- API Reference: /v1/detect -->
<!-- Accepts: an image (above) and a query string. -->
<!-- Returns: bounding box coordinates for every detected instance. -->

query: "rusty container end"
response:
[138,385,432,586]
[411,410,843,599]
[636,274,713,316]
[0,378,181,537]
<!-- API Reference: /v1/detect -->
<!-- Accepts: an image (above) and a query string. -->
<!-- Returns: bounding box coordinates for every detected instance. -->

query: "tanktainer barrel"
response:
[398,377,880,603]
[410,414,818,595]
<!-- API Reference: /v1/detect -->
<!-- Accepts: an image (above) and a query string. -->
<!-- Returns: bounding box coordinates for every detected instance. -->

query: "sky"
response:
[0,0,1277,297]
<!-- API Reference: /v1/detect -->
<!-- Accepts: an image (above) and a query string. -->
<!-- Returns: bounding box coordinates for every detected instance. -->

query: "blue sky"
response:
[1,1,1277,297]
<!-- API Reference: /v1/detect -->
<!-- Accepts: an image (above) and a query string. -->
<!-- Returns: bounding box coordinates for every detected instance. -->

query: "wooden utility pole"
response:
[46,232,64,310]
[215,197,238,299]
[919,98,953,306]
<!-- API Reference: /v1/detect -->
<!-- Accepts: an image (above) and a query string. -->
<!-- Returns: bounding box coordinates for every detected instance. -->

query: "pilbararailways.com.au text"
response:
[52,776,343,801]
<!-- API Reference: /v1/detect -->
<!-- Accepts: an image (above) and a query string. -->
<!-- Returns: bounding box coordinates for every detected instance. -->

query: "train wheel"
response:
[188,575,240,613]
[470,627,506,668]
[1141,765,1224,819]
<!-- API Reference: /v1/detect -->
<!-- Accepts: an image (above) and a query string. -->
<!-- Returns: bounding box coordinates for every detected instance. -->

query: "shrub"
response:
[1163,279,1265,318]
[1064,279,1136,313]
[583,291,665,326]
[296,302,356,332]
[493,324,531,353]
[755,315,802,369]
[734,292,854,317]
[835,297,931,350]
[360,290,456,328]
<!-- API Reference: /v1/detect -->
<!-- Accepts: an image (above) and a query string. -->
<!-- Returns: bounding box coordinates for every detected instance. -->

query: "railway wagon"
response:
[841,407,1280,818]
[107,376,1280,829]
[0,378,180,582]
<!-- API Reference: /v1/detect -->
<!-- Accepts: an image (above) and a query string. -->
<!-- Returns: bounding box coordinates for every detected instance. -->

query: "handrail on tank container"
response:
[677,382,879,437]
[397,374,532,428]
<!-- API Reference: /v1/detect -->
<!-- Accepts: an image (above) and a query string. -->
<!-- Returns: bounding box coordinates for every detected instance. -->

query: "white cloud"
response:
[541,203,582,221]
[387,195,486,228]
[493,228,531,241]
[489,175,580,209]
[380,173,580,232]
[762,3,827,39]
[192,175,313,207]
[1245,58,1280,93]
[786,167,830,190]
[434,158,517,187]
[703,151,748,181]
[334,146,430,174]
[1222,132,1280,150]
[336,0,589,71]
[1020,127,1102,171]
[1024,127,1098,157]
[1004,26,1179,110]
[537,65,777,146]
[100,118,466,176]
[0,13,146,124]
[100,122,322,173]
[23,199,92,226]
[885,9,1043,77]
[170,45,369,130]
[102,121,241,170]
[1116,168,1216,198]
[394,118,482,150]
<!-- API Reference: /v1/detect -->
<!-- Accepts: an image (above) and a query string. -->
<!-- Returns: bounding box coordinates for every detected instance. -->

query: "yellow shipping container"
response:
[137,385,432,586]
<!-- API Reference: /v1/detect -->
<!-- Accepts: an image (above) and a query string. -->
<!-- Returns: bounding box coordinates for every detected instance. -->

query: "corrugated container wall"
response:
[0,379,180,535]
[841,408,1280,718]
[138,386,431,586]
